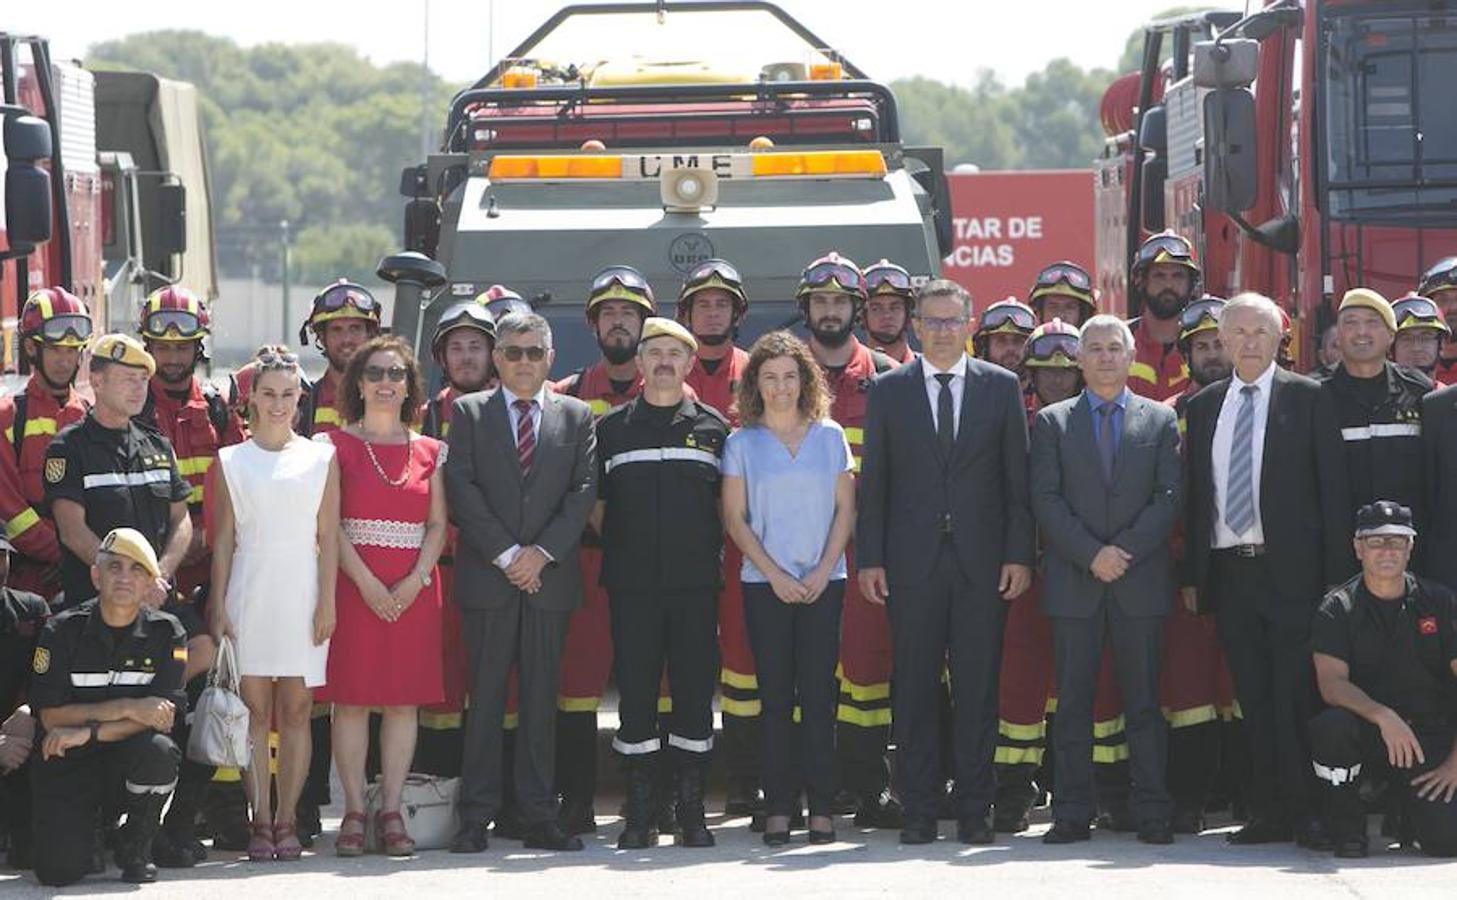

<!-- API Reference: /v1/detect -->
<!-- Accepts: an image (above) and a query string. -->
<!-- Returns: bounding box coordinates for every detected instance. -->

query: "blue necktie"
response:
[1224,385,1258,535]
[1097,402,1117,483]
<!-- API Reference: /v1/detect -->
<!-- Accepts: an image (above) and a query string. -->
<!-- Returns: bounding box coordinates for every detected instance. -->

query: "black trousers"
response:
[1309,707,1457,855]
[459,602,571,826]
[742,579,844,817]
[32,730,180,886]
[1211,551,1318,823]
[608,588,718,759]
[1050,608,1170,824]
[887,545,1006,822]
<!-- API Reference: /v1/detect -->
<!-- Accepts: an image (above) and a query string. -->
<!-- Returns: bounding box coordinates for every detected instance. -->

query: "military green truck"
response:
[381,1,950,374]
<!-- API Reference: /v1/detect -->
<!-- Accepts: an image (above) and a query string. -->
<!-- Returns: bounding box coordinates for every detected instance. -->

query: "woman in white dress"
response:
[209,348,340,862]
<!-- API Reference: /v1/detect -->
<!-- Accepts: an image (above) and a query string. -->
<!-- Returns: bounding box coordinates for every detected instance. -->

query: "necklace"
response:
[362,430,412,487]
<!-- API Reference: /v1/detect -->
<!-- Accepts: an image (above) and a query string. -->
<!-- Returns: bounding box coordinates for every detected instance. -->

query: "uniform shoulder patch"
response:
[45,457,66,483]
[32,646,49,674]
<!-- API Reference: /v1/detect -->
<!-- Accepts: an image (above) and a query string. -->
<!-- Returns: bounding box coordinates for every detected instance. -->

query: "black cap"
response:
[1355,500,1416,538]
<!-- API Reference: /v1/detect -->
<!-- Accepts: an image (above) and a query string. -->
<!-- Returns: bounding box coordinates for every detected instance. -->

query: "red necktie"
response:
[514,398,536,476]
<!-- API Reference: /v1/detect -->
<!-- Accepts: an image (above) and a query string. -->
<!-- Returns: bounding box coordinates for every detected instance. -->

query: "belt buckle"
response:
[1235,544,1263,558]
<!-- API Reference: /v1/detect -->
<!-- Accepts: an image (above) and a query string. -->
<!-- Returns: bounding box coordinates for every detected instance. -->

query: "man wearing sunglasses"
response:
[675,260,764,823]
[798,252,905,831]
[1309,500,1457,859]
[1419,258,1457,385]
[1127,232,1201,402]
[1390,293,1451,386]
[551,265,659,837]
[862,260,918,364]
[0,289,94,602]
[1319,289,1432,572]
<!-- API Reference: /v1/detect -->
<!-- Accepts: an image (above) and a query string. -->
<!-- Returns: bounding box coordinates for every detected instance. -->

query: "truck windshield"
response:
[1322,8,1457,218]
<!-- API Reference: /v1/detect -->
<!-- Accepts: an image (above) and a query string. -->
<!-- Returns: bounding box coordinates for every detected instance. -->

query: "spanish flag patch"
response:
[172,646,189,663]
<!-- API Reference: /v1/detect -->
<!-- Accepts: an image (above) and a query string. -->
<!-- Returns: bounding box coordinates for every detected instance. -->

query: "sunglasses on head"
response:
[801,260,865,295]
[979,304,1037,333]
[685,259,742,290]
[40,315,93,343]
[257,349,300,370]
[864,265,912,295]
[1026,333,1080,362]
[1035,263,1092,292]
[143,310,204,338]
[498,345,548,362]
[363,365,408,383]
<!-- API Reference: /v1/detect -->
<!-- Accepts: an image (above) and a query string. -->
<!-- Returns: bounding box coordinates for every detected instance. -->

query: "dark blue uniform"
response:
[0,587,47,867]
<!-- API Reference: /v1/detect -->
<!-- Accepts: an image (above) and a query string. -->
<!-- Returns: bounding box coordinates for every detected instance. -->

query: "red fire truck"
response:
[1096,0,1457,366]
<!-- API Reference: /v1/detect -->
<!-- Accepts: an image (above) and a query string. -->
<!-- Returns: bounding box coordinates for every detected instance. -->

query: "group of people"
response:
[2,236,1457,888]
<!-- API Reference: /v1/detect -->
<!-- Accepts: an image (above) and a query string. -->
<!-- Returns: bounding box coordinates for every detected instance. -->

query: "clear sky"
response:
[14,0,1246,88]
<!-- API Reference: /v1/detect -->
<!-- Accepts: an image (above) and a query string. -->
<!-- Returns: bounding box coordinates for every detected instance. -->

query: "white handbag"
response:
[364,774,460,852]
[187,636,251,767]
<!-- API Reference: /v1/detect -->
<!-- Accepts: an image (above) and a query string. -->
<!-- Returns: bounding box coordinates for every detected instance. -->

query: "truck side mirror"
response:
[3,114,54,247]
[1203,88,1258,213]
[157,183,187,258]
[1138,106,1168,232]
[1193,39,1259,89]
[1138,105,1167,155]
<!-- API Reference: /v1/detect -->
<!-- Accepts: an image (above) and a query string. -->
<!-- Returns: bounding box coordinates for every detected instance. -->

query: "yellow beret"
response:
[93,333,157,376]
[1338,288,1396,332]
[98,527,161,579]
[639,316,698,353]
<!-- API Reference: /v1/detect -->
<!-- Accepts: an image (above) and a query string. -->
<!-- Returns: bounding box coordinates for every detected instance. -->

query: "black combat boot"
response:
[616,756,659,850]
[675,753,715,848]
[115,794,167,884]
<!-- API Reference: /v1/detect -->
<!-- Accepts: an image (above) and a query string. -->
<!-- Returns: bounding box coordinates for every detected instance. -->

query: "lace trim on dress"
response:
[342,518,426,549]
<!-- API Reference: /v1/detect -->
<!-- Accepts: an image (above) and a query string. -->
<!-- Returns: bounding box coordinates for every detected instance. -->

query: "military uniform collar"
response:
[627,392,697,424]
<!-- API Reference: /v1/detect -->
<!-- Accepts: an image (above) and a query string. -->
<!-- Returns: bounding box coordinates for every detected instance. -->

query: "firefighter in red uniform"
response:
[1029,262,1097,330]
[1127,232,1199,402]
[672,259,764,818]
[799,252,903,828]
[1419,257,1457,384]
[551,265,657,836]
[134,287,247,863]
[1161,295,1243,834]
[861,260,917,364]
[0,289,92,601]
[295,279,381,845]
[992,317,1081,833]
[1389,293,1450,385]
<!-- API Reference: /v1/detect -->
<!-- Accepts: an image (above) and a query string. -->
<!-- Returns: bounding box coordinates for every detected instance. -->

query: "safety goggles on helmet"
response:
[1178,296,1226,343]
[1418,257,1457,298]
[434,302,497,353]
[474,285,532,321]
[39,315,93,346]
[1392,294,1451,335]
[679,259,748,309]
[1135,233,1199,272]
[315,282,379,316]
[976,302,1037,337]
[142,309,207,340]
[1035,262,1092,293]
[863,260,913,297]
[1024,333,1080,368]
[798,254,866,299]
[588,266,655,313]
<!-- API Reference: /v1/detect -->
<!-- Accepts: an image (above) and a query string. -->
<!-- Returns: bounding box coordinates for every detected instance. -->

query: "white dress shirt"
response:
[1211,362,1275,547]
[495,383,552,570]
[922,353,970,438]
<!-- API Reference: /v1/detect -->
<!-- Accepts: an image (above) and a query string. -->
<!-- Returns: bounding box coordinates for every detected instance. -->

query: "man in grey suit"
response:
[1030,314,1181,845]
[857,279,1035,845]
[444,312,597,853]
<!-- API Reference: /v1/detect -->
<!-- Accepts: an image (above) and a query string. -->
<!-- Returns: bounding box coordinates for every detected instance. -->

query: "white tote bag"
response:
[364,774,461,852]
[187,636,251,767]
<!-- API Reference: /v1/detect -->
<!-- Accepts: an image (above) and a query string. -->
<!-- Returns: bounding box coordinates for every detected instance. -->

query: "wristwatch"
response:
[416,567,432,588]
[87,720,100,744]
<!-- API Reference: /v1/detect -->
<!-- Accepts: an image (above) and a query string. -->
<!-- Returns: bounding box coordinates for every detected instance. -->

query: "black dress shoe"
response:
[763,830,791,847]
[957,817,995,845]
[450,821,490,854]
[808,828,837,845]
[616,824,657,850]
[1095,806,1136,833]
[493,807,524,841]
[1226,818,1292,845]
[899,819,938,844]
[524,821,585,852]
[558,799,597,836]
[853,791,906,829]
[1333,835,1369,859]
[1170,808,1205,835]
[1136,820,1175,845]
[1042,820,1091,845]
[1294,817,1334,851]
[993,808,1031,834]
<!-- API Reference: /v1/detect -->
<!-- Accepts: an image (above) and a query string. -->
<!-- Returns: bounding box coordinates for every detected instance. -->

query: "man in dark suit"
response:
[1184,292,1353,848]
[1031,315,1182,845]
[857,279,1035,845]
[444,312,598,853]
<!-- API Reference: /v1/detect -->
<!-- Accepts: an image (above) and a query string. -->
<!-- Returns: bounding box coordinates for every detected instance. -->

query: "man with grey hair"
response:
[1030,313,1181,845]
[1184,292,1352,848]
[446,310,599,853]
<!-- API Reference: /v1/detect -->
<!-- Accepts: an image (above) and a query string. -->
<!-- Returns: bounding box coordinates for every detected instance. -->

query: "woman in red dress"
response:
[315,336,447,856]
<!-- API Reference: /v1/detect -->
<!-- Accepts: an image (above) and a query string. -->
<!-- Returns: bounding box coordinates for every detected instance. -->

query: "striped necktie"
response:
[1224,385,1257,535]
[514,398,537,476]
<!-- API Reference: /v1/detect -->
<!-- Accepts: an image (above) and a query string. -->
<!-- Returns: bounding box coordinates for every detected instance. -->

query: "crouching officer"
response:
[1310,501,1457,859]
[595,318,729,849]
[28,528,188,885]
